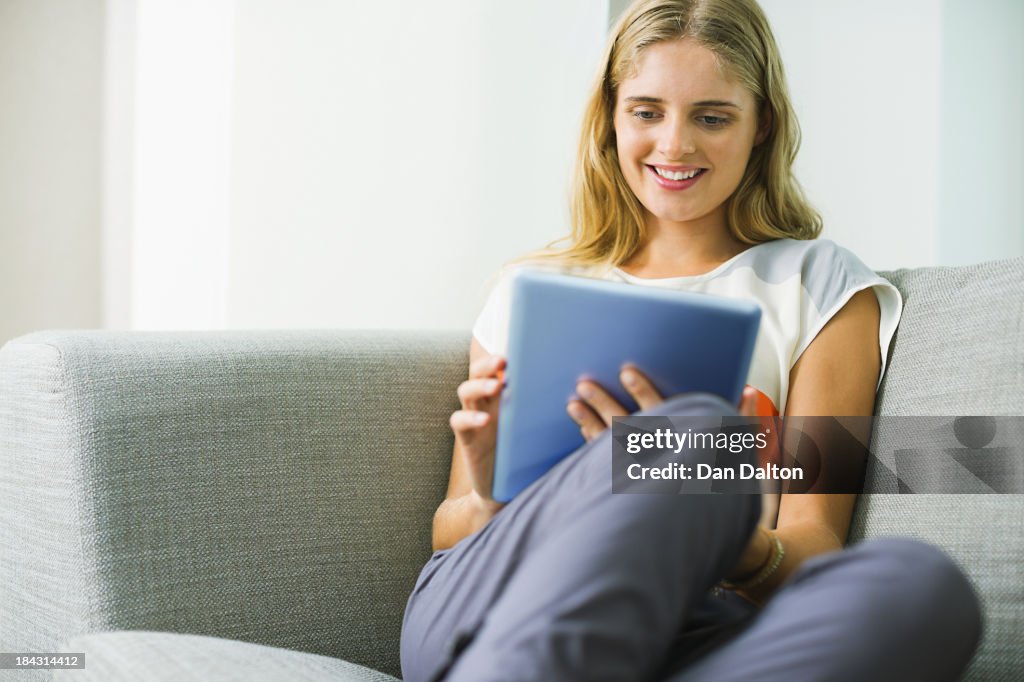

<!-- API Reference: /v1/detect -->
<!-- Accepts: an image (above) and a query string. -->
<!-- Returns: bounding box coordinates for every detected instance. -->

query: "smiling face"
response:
[613,38,768,236]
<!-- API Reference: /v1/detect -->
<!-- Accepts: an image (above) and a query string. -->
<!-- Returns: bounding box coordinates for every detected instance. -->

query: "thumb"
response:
[739,386,759,417]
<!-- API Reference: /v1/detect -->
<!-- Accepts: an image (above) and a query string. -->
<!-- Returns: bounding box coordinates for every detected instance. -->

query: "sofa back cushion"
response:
[851,257,1024,680]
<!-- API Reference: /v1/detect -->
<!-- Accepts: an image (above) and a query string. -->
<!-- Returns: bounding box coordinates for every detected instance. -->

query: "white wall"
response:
[225,0,608,330]
[129,0,235,330]
[752,0,1023,271]
[758,0,945,271]
[0,0,103,344]
[938,0,1024,265]
[5,1,1022,341]
[102,0,135,331]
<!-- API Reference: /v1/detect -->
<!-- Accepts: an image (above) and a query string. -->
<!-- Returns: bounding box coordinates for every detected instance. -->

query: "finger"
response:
[469,354,507,380]
[566,398,609,442]
[457,377,503,410]
[576,380,627,426]
[450,409,491,444]
[566,400,596,441]
[619,365,664,410]
[739,386,759,417]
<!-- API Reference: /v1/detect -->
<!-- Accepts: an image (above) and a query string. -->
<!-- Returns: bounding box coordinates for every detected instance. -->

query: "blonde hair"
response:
[513,0,821,270]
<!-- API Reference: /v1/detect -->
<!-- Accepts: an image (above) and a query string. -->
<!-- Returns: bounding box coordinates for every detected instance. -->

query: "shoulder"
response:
[778,239,903,394]
[741,237,867,279]
[785,243,886,414]
[744,238,897,316]
[795,238,880,283]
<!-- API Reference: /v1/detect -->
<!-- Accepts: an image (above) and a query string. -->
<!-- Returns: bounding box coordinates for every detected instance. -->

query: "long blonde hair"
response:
[514,0,821,270]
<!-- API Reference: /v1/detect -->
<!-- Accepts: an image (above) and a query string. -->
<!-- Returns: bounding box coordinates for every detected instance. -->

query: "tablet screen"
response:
[491,269,761,502]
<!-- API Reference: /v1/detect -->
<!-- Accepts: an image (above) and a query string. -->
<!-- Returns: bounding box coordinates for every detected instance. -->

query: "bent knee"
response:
[856,537,983,643]
[859,537,977,596]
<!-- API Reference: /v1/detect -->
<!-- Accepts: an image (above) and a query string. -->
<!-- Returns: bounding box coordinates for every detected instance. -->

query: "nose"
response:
[657,118,697,160]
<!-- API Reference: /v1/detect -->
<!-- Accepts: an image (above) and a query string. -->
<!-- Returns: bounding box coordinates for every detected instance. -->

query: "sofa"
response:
[1,258,1021,682]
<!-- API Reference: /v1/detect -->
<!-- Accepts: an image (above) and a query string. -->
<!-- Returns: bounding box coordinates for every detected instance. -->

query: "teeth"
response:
[654,167,701,180]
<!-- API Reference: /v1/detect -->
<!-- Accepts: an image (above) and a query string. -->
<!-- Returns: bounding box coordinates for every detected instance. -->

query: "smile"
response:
[654,167,701,180]
[646,165,707,190]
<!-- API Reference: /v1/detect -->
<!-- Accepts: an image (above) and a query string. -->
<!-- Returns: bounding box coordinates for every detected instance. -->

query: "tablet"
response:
[491,269,762,502]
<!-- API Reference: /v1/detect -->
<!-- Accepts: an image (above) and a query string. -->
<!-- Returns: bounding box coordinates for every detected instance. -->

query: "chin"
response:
[646,204,703,224]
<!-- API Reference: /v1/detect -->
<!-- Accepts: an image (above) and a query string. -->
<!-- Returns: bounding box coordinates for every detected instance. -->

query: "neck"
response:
[621,209,747,278]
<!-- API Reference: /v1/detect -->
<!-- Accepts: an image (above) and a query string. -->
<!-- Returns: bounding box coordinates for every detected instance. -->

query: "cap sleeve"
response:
[792,241,904,390]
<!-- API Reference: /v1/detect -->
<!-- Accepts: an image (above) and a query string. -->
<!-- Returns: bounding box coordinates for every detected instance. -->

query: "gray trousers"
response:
[401,394,983,682]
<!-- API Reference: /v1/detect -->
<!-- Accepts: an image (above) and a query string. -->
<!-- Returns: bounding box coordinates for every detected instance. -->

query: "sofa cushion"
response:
[54,630,399,681]
[873,258,1024,416]
[850,257,1024,681]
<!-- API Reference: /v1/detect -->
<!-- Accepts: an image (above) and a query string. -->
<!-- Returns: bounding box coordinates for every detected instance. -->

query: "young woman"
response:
[401,1,983,680]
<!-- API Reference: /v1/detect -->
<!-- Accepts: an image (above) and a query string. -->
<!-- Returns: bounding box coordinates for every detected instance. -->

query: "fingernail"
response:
[621,370,637,387]
[471,412,487,425]
[577,383,594,399]
[484,379,499,392]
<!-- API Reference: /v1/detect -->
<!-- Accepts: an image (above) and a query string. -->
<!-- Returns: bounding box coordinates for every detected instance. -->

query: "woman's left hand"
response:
[566,366,663,442]
[567,369,760,441]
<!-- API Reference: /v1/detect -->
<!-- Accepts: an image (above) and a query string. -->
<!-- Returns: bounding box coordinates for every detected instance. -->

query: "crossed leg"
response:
[400,393,762,682]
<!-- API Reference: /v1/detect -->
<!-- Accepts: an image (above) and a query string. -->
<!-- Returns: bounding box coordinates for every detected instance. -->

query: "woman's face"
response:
[613,38,768,233]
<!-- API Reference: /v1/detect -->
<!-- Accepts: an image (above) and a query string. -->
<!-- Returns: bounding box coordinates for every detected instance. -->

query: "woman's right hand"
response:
[449,353,507,511]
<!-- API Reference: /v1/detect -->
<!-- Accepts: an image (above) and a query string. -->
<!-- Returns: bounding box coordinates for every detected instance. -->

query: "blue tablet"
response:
[491,269,762,502]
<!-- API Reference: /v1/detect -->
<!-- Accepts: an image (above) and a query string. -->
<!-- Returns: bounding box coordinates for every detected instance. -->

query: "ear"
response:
[754,104,773,146]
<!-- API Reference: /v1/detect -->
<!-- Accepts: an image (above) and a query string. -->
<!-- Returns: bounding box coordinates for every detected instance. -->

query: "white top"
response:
[472,238,903,417]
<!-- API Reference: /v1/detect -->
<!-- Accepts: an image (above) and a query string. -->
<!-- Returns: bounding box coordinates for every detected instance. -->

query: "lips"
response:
[646,165,707,190]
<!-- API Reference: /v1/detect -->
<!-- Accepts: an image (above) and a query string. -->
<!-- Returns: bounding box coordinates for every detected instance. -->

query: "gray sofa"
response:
[1,258,1021,682]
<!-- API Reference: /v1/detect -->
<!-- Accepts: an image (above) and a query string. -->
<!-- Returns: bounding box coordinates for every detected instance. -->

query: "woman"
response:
[401,1,983,680]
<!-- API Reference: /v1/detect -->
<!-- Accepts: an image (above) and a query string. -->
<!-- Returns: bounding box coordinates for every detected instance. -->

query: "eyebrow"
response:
[623,96,742,109]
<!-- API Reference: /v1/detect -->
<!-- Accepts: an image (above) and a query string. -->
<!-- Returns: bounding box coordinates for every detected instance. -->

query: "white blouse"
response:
[472,238,902,418]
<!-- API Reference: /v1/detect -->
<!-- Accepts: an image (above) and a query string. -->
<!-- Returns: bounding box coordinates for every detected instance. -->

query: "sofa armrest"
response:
[0,330,468,679]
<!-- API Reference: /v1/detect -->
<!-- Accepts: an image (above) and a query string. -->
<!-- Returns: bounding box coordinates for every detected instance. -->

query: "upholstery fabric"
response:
[53,630,399,681]
[0,342,91,682]
[0,330,468,680]
[850,258,1024,681]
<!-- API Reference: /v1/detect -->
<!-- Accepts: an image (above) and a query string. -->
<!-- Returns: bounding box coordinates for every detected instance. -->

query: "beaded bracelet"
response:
[719,533,785,592]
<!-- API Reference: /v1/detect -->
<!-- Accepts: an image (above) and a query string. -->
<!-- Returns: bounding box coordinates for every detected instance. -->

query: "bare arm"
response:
[735,287,882,605]
[432,337,507,551]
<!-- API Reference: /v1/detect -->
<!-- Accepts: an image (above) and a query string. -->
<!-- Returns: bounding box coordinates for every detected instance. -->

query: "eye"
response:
[699,115,729,127]
[630,110,660,121]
